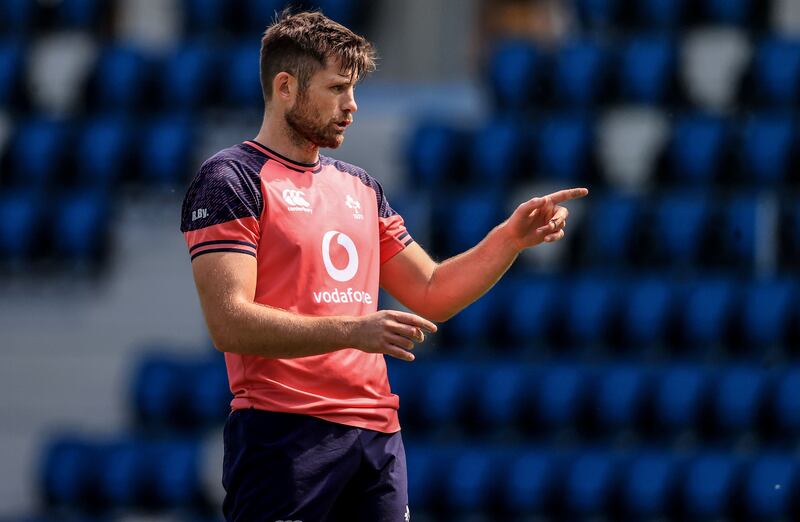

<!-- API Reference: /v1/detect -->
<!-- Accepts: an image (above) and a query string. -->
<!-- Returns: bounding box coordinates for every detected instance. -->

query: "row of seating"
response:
[0,0,366,36]
[408,113,800,188]
[407,444,798,519]
[489,35,800,110]
[0,189,111,267]
[0,115,195,189]
[575,0,770,30]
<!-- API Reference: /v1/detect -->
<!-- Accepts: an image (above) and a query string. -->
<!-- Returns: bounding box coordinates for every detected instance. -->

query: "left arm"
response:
[380,188,588,322]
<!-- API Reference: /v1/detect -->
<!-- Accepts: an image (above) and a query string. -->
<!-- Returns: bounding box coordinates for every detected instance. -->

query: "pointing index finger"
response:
[546,187,589,204]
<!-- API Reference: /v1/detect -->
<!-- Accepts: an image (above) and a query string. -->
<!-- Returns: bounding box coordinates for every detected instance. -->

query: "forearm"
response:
[205,298,357,358]
[422,223,520,321]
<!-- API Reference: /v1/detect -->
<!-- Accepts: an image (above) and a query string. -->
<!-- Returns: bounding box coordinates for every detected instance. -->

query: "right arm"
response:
[191,251,436,362]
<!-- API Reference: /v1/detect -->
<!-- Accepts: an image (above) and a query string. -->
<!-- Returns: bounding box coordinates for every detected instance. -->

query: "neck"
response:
[253,110,319,165]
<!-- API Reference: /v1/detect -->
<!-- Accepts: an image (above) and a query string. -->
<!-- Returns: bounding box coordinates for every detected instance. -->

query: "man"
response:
[180,10,587,522]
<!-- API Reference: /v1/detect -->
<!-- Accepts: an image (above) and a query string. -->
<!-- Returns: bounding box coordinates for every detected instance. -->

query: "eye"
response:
[332,84,347,93]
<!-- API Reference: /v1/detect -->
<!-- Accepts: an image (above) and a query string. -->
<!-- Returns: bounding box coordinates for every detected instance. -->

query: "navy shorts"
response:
[222,408,409,522]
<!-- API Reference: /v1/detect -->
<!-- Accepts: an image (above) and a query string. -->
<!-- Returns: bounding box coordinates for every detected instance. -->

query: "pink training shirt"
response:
[180,140,413,433]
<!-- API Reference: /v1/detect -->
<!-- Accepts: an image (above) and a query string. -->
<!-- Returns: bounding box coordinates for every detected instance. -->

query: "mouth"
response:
[333,119,352,132]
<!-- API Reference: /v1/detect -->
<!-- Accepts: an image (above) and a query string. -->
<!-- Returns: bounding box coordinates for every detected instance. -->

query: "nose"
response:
[343,91,357,114]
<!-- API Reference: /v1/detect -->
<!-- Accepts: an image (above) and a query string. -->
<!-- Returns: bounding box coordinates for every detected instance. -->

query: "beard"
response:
[284,94,344,149]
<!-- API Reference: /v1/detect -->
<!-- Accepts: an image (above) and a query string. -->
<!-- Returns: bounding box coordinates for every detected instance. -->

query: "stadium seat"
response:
[76,117,131,188]
[90,45,152,113]
[0,40,24,108]
[669,114,730,185]
[713,366,768,436]
[653,193,712,267]
[472,363,528,432]
[503,277,561,348]
[488,40,545,112]
[582,193,641,265]
[242,0,295,34]
[98,440,145,508]
[188,359,231,425]
[224,42,266,108]
[781,204,800,267]
[438,192,502,257]
[503,448,558,515]
[772,368,800,438]
[406,122,464,189]
[622,451,680,517]
[682,28,752,111]
[553,40,609,107]
[654,365,711,435]
[8,118,70,188]
[534,114,593,182]
[719,195,757,267]
[741,279,796,348]
[682,279,737,347]
[575,0,622,28]
[182,0,230,34]
[623,277,676,347]
[442,449,501,514]
[52,191,111,265]
[417,363,472,429]
[0,190,44,264]
[565,276,618,346]
[703,0,756,25]
[740,114,796,185]
[565,450,618,515]
[139,116,194,186]
[148,440,201,508]
[531,364,588,431]
[0,0,35,34]
[56,0,104,29]
[753,38,800,108]
[405,445,445,510]
[593,364,649,433]
[683,453,741,518]
[745,454,797,518]
[312,0,364,28]
[133,356,192,430]
[635,0,688,29]
[444,284,501,348]
[619,35,677,105]
[469,117,526,187]
[160,43,216,111]
[40,437,97,508]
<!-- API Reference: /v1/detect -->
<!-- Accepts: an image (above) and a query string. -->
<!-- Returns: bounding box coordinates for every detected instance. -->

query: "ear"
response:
[272,72,296,103]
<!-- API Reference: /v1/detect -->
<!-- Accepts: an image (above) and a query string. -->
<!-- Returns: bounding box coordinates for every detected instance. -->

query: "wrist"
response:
[493,222,524,255]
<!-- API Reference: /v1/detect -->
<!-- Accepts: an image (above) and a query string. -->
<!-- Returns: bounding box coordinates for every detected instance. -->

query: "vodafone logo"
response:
[321,230,358,282]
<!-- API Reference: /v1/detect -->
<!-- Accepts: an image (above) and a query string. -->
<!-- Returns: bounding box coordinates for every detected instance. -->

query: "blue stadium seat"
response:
[783,205,800,267]
[473,363,528,431]
[242,0,293,33]
[720,195,756,267]
[504,449,558,515]
[619,35,676,104]
[583,194,640,265]
[623,277,675,346]
[740,114,796,185]
[0,190,43,264]
[160,43,216,111]
[443,449,501,513]
[139,116,194,186]
[683,453,741,518]
[312,0,363,28]
[0,0,35,33]
[445,285,501,347]
[533,364,588,431]
[503,277,561,347]
[417,363,472,428]
[682,279,736,346]
[182,0,229,33]
[92,45,151,112]
[52,191,111,264]
[565,450,618,515]
[76,117,131,188]
[56,0,103,29]
[40,437,96,507]
[0,40,23,108]
[224,42,264,108]
[654,193,711,266]
[488,40,545,111]
[713,366,768,436]
[742,279,796,348]
[406,122,463,189]
[405,445,444,510]
[566,276,618,345]
[189,359,231,425]
[745,455,797,518]
[575,0,621,28]
[469,117,526,187]
[148,440,200,507]
[9,118,69,188]
[635,0,688,29]
[535,114,592,182]
[703,0,753,25]
[593,365,648,433]
[753,38,800,108]
[98,440,145,508]
[132,356,190,429]
[623,451,680,517]
[553,40,609,107]
[669,114,730,185]
[773,368,800,438]
[439,192,502,256]
[655,365,710,434]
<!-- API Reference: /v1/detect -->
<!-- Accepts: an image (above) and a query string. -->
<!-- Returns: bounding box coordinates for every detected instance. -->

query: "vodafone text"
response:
[312,287,373,304]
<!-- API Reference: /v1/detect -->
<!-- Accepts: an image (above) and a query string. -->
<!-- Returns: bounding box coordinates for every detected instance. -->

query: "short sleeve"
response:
[180,158,263,261]
[377,188,414,264]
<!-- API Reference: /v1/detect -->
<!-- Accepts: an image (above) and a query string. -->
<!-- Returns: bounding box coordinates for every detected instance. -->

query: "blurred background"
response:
[1,0,800,520]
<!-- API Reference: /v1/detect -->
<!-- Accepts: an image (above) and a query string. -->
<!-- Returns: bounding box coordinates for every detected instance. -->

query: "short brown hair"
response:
[259,10,377,102]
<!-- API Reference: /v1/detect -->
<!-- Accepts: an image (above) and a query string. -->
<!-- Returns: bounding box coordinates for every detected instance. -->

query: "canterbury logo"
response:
[282,189,312,213]
[321,230,358,282]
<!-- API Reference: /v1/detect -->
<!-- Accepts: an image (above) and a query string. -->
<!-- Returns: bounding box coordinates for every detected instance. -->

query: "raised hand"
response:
[504,187,589,251]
